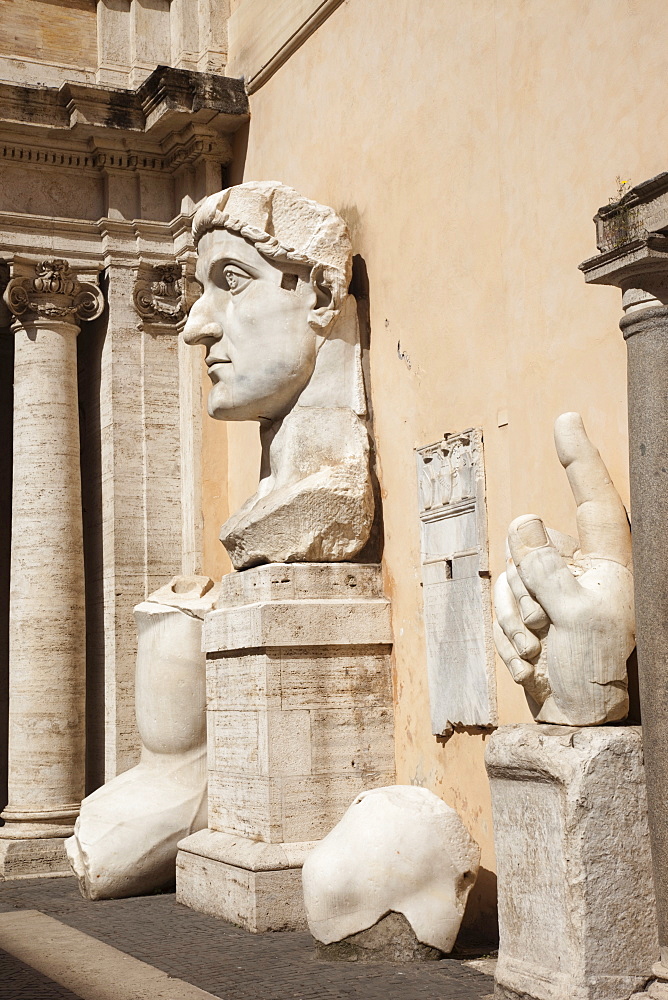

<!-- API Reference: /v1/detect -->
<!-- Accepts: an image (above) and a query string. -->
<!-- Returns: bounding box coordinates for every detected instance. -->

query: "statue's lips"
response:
[206,358,232,378]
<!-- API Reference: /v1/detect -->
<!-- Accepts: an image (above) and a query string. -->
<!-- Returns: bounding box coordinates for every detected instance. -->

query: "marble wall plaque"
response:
[416,429,497,734]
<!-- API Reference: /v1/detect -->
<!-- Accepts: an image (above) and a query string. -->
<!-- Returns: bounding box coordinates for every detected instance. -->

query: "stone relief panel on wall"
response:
[416,428,497,734]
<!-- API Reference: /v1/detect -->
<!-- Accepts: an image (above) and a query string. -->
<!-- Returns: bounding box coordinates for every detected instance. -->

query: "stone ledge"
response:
[216,562,385,607]
[177,829,317,872]
[204,599,393,652]
[1,66,247,135]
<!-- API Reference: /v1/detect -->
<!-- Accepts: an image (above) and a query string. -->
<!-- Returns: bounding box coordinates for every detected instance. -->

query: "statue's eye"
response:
[221,265,252,293]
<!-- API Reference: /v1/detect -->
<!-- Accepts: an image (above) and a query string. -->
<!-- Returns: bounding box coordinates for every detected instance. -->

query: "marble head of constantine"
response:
[182,181,374,570]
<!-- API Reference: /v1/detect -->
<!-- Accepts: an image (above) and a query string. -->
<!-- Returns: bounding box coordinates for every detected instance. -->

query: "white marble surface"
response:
[416,428,497,733]
[494,412,634,725]
[182,182,374,569]
[65,576,218,900]
[302,785,480,953]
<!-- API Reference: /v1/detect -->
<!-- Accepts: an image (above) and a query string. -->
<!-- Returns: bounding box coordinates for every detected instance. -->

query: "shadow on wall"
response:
[456,866,499,952]
[626,648,641,725]
[350,253,384,564]
[0,332,13,818]
[77,275,107,795]
[224,121,249,189]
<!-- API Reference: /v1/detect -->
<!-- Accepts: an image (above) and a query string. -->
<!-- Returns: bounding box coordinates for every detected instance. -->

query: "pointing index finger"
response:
[553,412,631,567]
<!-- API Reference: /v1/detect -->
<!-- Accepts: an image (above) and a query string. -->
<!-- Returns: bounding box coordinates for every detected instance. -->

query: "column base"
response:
[176,829,317,932]
[0,837,73,879]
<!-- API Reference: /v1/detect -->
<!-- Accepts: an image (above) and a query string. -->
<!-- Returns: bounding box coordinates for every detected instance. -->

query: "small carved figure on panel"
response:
[493,412,635,725]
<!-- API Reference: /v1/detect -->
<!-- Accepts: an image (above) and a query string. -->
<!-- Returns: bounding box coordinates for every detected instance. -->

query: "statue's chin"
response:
[207,385,304,424]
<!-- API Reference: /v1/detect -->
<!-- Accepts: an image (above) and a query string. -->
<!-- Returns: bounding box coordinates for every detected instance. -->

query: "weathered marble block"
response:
[486,725,658,1000]
[176,562,395,931]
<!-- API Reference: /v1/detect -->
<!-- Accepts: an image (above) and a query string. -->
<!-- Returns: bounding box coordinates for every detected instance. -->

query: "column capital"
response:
[4,258,104,327]
[579,174,668,300]
[133,261,200,331]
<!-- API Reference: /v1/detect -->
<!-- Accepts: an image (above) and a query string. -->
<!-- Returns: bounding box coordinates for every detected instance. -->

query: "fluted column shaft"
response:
[1,260,103,841]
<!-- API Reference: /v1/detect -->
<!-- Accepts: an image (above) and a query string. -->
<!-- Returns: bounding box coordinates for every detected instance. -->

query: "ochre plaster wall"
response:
[204,0,668,935]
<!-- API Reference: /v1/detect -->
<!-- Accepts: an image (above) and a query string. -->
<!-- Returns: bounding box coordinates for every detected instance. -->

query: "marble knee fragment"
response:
[301,785,480,954]
[65,575,218,900]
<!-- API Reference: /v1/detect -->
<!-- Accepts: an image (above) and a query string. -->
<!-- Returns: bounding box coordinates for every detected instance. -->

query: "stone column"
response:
[580,183,668,992]
[0,258,103,878]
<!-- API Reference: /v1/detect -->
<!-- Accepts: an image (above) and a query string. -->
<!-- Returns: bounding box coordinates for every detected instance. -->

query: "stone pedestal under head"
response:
[493,412,634,726]
[66,576,218,900]
[302,785,480,960]
[176,562,395,932]
[486,725,658,1000]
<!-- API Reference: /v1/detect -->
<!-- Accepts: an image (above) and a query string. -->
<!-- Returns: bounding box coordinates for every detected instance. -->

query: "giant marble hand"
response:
[493,412,634,725]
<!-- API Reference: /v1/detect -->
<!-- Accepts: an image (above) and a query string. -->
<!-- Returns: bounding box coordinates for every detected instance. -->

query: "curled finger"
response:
[493,572,542,660]
[506,550,550,630]
[493,621,535,685]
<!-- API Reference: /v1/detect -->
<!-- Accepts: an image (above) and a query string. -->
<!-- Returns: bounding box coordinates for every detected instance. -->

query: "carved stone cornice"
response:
[4,259,104,325]
[0,67,248,181]
[133,261,200,329]
[0,128,231,179]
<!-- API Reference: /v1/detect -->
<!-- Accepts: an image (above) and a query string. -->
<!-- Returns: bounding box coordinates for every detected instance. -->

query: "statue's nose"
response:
[181,297,224,346]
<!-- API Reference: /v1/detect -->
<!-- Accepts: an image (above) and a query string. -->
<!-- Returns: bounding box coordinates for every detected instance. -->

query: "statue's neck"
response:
[219,295,374,569]
[257,295,366,496]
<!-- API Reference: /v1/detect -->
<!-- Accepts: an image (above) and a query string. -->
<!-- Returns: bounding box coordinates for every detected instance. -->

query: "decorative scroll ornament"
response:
[4,259,104,323]
[133,263,197,327]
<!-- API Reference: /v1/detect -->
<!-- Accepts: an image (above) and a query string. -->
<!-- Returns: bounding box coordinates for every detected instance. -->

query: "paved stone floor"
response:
[0,876,495,999]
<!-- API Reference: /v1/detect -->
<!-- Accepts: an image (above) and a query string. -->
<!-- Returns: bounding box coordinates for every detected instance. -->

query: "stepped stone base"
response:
[0,837,72,879]
[177,830,315,932]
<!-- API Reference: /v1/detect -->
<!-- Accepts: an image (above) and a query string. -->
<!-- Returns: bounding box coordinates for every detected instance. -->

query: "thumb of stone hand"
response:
[508,514,581,622]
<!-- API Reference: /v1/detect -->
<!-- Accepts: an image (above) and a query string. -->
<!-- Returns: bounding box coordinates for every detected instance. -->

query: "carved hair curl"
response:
[192,189,350,311]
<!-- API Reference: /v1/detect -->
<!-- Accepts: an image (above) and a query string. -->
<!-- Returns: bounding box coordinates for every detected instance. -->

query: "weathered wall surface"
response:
[209,0,668,936]
[0,0,97,85]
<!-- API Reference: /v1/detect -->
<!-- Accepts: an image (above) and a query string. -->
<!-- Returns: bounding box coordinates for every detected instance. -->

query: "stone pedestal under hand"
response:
[176,562,395,932]
[486,725,658,1000]
[0,259,103,878]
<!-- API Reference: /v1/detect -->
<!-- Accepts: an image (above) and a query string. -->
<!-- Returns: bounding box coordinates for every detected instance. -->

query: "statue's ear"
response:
[308,265,338,330]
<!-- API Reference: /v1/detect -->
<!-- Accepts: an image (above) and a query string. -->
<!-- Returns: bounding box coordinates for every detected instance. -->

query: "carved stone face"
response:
[182,229,321,422]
